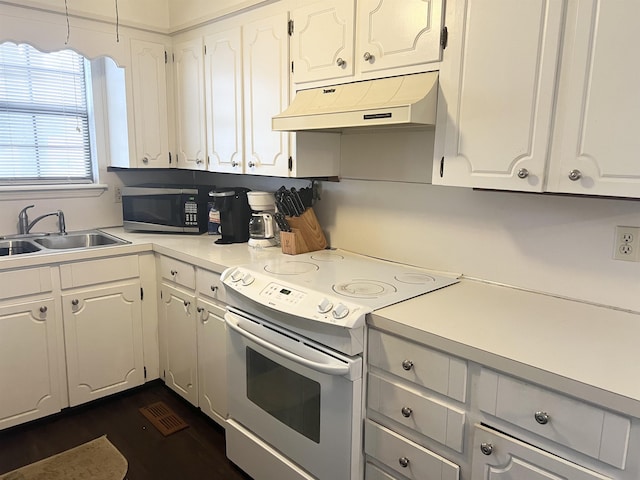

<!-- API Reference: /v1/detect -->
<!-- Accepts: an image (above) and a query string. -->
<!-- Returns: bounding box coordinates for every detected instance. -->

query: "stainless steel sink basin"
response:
[0,240,42,256]
[0,230,128,257]
[34,231,127,250]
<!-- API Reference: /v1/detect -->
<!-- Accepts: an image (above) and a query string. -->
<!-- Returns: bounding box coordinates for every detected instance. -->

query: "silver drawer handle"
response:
[401,359,414,371]
[401,406,412,418]
[534,411,550,425]
[480,442,493,455]
[398,457,409,468]
[568,169,582,181]
[142,156,149,164]
[40,306,48,313]
[210,285,218,292]
[336,57,346,67]
[71,299,79,306]
[517,168,529,179]
[170,270,177,276]
[363,51,373,61]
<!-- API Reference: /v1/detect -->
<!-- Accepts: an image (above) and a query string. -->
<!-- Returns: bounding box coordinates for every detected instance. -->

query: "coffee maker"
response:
[209,187,251,244]
[247,191,278,248]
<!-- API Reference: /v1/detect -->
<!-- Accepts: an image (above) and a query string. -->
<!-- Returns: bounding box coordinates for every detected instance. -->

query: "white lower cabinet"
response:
[470,424,611,480]
[60,255,144,407]
[0,297,61,430]
[157,255,228,425]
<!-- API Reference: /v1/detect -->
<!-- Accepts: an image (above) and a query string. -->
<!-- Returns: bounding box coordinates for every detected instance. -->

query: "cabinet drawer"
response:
[196,268,227,304]
[368,373,465,452]
[472,424,612,480]
[365,420,459,480]
[368,329,467,402]
[365,462,398,480]
[60,255,139,289]
[159,256,195,290]
[0,266,52,300]
[478,368,630,469]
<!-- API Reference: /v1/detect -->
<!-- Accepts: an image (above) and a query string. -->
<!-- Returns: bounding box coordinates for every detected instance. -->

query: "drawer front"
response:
[60,255,139,289]
[196,268,227,304]
[0,266,52,300]
[368,329,467,402]
[478,368,630,469]
[365,462,399,480]
[159,256,195,290]
[472,424,612,480]
[368,373,465,452]
[365,420,459,480]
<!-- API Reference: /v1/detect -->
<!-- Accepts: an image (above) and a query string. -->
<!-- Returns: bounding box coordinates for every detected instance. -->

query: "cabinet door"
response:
[205,27,244,174]
[174,39,207,170]
[434,0,564,191]
[160,283,198,405]
[129,39,170,168]
[290,0,356,84]
[470,425,611,480]
[356,0,444,74]
[0,299,61,430]
[547,1,640,197]
[243,12,291,177]
[63,281,144,407]
[196,298,227,423]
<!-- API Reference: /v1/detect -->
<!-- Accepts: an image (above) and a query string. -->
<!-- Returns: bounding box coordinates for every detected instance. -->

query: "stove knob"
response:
[332,303,350,320]
[317,298,333,314]
[230,269,244,283]
[241,273,255,286]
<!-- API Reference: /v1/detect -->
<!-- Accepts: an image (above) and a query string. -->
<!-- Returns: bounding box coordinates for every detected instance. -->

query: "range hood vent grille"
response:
[272,72,439,132]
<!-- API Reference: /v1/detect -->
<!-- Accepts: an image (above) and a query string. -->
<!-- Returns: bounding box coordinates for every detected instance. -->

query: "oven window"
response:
[246,348,321,443]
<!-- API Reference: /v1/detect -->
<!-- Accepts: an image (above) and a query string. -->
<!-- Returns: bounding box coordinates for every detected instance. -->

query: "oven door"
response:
[225,308,363,480]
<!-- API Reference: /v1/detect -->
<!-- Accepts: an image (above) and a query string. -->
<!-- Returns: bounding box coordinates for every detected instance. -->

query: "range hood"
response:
[272,72,438,132]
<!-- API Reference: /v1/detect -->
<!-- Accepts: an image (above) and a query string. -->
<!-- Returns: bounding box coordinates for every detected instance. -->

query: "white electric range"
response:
[221,249,459,480]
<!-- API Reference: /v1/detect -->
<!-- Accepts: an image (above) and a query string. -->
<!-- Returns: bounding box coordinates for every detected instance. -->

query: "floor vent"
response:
[139,401,189,436]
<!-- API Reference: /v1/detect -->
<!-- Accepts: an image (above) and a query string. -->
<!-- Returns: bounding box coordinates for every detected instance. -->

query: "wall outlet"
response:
[613,226,640,261]
[114,185,122,203]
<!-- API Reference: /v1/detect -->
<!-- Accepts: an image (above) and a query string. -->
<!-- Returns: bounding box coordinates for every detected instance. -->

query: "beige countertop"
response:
[371,279,640,417]
[4,227,639,416]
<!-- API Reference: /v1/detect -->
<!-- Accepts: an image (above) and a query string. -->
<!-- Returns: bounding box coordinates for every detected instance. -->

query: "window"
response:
[0,42,95,185]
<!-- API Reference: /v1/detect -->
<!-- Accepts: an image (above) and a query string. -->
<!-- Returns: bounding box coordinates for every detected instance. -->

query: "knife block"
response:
[280,208,327,255]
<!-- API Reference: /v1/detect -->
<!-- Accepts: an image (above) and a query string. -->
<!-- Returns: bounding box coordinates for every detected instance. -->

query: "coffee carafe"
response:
[247,191,278,248]
[209,187,251,244]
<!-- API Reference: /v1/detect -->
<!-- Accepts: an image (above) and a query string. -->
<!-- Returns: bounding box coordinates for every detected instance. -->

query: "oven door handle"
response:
[226,317,351,376]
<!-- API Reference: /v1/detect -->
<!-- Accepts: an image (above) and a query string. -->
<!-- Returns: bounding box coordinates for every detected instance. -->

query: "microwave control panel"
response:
[184,201,198,226]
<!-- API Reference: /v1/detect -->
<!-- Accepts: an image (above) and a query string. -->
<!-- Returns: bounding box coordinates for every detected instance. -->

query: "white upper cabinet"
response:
[243,12,291,177]
[290,0,444,85]
[436,0,640,198]
[129,39,171,169]
[174,39,207,170]
[546,0,640,197]
[204,27,244,174]
[434,0,564,192]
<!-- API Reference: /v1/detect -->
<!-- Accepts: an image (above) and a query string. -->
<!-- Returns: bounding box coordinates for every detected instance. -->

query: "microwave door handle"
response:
[226,317,350,377]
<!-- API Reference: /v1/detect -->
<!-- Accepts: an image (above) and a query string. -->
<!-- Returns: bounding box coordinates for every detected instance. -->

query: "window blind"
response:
[0,43,94,184]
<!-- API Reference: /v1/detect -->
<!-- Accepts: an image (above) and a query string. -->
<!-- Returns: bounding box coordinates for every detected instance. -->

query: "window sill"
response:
[0,184,109,201]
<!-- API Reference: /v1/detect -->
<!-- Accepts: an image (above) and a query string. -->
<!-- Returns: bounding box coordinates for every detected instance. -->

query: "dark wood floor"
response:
[0,381,252,480]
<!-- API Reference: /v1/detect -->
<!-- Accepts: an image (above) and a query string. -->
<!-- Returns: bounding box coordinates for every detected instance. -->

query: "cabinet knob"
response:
[401,359,414,371]
[568,169,582,181]
[248,161,256,168]
[71,299,79,306]
[183,300,190,307]
[398,457,409,468]
[401,406,412,418]
[336,57,346,67]
[196,158,203,165]
[480,442,493,456]
[231,161,239,167]
[197,307,204,313]
[39,306,48,313]
[517,168,529,179]
[363,51,373,62]
[210,285,218,293]
[142,157,149,164]
[534,411,550,425]
[170,270,177,276]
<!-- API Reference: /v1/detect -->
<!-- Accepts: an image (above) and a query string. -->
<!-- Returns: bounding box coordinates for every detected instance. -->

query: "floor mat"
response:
[139,401,189,436]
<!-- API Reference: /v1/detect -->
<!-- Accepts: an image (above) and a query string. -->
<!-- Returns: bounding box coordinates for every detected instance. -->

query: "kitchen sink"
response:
[0,240,42,256]
[0,230,129,257]
[34,231,126,250]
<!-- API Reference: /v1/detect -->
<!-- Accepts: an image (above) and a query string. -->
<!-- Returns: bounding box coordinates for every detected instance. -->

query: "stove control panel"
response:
[222,267,368,329]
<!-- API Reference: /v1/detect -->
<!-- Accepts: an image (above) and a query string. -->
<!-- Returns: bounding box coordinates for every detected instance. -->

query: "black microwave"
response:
[122,185,210,233]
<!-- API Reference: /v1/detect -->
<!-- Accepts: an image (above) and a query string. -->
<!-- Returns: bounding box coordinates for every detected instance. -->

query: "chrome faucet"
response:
[18,205,66,235]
